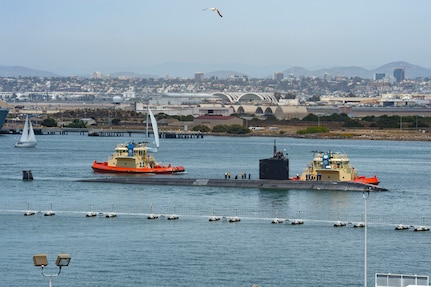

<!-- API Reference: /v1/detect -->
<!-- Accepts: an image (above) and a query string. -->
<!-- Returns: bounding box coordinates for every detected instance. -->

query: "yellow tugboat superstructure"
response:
[92,141,185,174]
[298,151,379,185]
[109,142,156,169]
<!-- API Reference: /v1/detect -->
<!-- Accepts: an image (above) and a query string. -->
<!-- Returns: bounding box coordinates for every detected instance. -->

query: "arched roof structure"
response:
[274,106,308,120]
[231,105,278,116]
[263,106,277,115]
[235,105,262,115]
[212,92,242,104]
[212,92,278,104]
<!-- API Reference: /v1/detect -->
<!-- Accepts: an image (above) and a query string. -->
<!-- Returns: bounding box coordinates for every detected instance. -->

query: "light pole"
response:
[399,115,402,131]
[317,113,323,126]
[33,253,71,287]
[363,187,370,287]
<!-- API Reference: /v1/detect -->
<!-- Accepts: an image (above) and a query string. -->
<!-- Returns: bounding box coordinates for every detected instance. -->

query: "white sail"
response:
[148,107,160,150]
[27,120,37,143]
[19,115,29,142]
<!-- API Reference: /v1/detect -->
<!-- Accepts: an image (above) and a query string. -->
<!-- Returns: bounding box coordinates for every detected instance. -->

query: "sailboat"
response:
[147,106,160,152]
[91,107,185,174]
[15,115,37,148]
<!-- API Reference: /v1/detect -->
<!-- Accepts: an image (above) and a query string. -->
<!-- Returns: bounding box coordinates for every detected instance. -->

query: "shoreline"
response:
[245,125,431,141]
[2,124,430,141]
[209,128,431,141]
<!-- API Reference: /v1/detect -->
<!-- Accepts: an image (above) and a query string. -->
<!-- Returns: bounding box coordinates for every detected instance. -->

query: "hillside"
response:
[0,61,430,79]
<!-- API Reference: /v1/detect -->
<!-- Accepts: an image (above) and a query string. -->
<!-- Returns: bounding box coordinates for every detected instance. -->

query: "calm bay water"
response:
[0,133,430,287]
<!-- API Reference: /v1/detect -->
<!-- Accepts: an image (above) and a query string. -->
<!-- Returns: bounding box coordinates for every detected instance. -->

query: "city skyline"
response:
[1,0,430,76]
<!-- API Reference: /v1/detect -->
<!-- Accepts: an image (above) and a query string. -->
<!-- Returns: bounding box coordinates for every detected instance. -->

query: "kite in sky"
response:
[203,7,223,18]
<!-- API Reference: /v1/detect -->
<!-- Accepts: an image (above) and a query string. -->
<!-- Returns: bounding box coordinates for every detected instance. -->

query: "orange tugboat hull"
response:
[91,161,185,174]
[351,175,380,185]
[289,174,380,185]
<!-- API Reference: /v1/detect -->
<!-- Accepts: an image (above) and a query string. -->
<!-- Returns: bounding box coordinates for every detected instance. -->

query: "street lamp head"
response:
[33,253,71,286]
[33,254,48,266]
[56,254,71,267]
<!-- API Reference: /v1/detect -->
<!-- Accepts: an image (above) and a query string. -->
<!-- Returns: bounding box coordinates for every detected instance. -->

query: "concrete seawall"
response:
[79,177,388,192]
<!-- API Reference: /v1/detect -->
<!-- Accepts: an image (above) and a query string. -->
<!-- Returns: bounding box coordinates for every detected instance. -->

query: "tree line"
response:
[39,111,430,134]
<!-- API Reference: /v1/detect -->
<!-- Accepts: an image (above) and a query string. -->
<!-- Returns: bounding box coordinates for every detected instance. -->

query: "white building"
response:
[123,87,136,100]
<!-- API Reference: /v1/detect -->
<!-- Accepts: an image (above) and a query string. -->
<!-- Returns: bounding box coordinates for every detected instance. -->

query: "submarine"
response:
[79,141,387,192]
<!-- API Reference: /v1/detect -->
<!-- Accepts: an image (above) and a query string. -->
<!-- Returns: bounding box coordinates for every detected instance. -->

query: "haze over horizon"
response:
[1,0,430,76]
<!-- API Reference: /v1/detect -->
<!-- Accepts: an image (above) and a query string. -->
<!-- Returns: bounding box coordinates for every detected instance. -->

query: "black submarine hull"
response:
[79,177,387,192]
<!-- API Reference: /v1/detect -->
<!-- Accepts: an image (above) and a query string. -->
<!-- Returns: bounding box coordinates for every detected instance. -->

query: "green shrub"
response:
[192,125,210,132]
[41,117,57,127]
[226,124,250,134]
[342,119,364,127]
[66,119,87,128]
[296,126,329,134]
[212,125,228,133]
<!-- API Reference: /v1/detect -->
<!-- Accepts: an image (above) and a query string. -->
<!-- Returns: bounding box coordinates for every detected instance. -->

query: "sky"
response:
[0,0,430,76]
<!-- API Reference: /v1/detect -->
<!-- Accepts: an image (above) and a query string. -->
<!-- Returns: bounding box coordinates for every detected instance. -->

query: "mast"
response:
[148,107,160,150]
[146,106,149,139]
[20,115,29,142]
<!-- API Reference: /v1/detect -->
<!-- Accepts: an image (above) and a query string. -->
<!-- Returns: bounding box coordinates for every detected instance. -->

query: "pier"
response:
[3,127,204,138]
[160,131,203,139]
[86,129,131,137]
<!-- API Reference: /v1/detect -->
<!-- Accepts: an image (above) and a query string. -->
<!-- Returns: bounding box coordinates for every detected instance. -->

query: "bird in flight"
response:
[203,7,223,17]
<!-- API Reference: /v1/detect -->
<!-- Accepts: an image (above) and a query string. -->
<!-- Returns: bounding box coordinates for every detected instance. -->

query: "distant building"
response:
[273,72,284,81]
[338,105,352,115]
[91,71,103,79]
[323,72,331,81]
[81,118,97,126]
[334,75,347,81]
[123,87,136,100]
[193,105,233,117]
[380,93,428,107]
[193,115,244,129]
[273,106,308,120]
[374,73,386,81]
[393,68,405,82]
[229,74,248,82]
[195,72,204,82]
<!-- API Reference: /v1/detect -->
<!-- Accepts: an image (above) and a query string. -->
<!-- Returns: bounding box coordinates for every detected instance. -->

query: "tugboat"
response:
[91,141,185,174]
[295,151,379,185]
[92,107,185,174]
